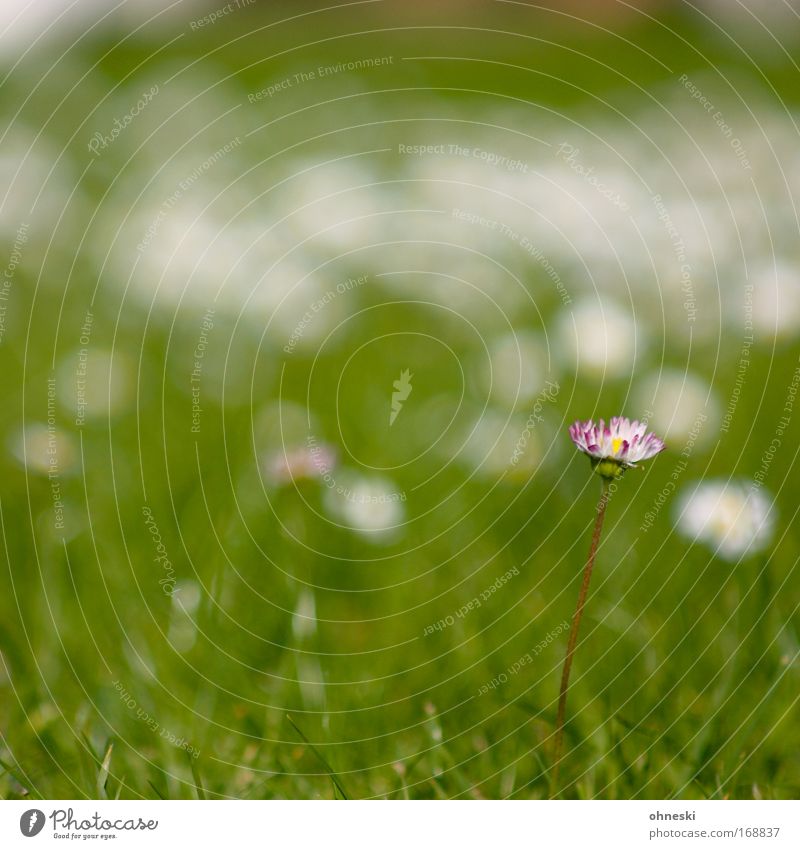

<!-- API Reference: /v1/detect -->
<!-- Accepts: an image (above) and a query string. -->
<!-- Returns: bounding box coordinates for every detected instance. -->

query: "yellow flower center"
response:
[611,437,623,455]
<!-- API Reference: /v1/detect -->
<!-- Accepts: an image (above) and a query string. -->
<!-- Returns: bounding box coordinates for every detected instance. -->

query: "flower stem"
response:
[551,478,611,797]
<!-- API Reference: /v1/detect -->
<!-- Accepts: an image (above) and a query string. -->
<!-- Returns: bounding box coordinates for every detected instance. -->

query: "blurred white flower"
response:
[111,70,248,169]
[0,0,202,56]
[324,473,405,542]
[295,653,326,711]
[279,157,392,254]
[749,262,800,340]
[377,262,528,321]
[556,297,641,379]
[675,479,774,560]
[10,423,76,476]
[695,0,800,30]
[0,128,77,237]
[168,579,202,653]
[167,610,197,654]
[251,257,349,349]
[635,369,720,448]
[172,580,202,614]
[292,589,317,640]
[115,186,349,347]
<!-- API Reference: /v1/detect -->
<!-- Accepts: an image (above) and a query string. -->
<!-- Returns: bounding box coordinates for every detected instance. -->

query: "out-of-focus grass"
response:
[1,3,799,799]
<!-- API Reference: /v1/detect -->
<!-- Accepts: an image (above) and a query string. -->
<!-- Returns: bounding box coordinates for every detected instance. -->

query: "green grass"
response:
[0,2,799,799]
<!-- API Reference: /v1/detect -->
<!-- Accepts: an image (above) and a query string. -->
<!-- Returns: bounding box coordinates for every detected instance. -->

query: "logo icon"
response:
[20,809,45,837]
[389,369,413,426]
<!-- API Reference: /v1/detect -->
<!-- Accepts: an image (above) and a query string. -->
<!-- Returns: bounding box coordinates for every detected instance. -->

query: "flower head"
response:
[324,473,405,543]
[264,442,336,485]
[675,479,774,561]
[569,416,665,479]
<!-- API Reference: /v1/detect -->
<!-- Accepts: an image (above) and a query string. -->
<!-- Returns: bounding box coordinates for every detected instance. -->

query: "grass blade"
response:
[96,742,113,799]
[286,714,349,800]
[147,780,165,800]
[189,753,206,800]
[0,755,37,799]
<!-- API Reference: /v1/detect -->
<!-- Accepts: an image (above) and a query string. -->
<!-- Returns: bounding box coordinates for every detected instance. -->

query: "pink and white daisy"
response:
[569,416,665,479]
[554,414,665,786]
[264,442,336,485]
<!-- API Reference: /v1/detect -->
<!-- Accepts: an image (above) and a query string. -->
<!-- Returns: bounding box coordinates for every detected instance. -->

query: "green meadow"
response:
[0,2,798,799]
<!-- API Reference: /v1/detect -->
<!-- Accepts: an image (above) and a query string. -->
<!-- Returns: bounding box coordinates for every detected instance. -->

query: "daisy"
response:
[10,423,77,476]
[675,479,774,560]
[553,415,664,794]
[569,416,665,479]
[556,299,640,380]
[264,442,336,486]
[323,473,405,543]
